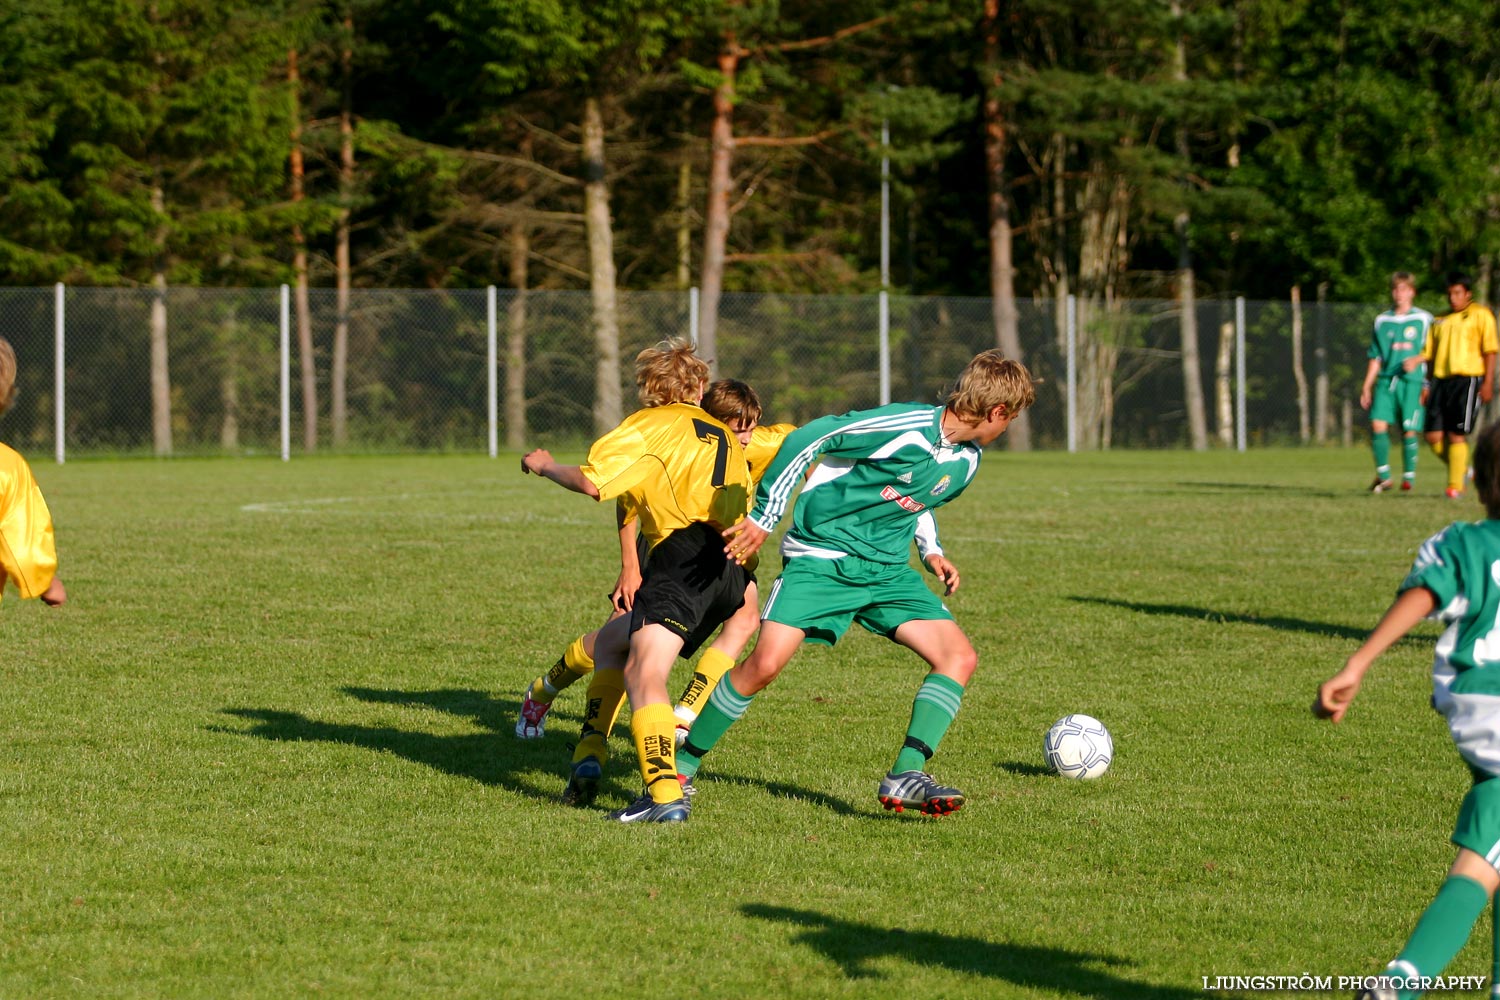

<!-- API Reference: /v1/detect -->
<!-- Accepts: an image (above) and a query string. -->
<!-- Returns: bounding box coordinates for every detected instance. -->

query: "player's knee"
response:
[945,646,978,684]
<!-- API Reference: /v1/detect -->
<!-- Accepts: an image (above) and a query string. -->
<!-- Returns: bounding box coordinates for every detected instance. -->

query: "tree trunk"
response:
[676,158,693,291]
[1315,281,1330,442]
[1291,285,1310,443]
[1173,1,1209,451]
[698,34,739,376]
[288,48,316,452]
[150,181,172,457]
[981,0,1029,450]
[332,8,354,447]
[583,96,622,433]
[1215,319,1234,446]
[506,132,533,451]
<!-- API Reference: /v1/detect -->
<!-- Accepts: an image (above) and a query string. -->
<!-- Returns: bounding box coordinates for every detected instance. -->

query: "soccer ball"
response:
[1044,714,1113,779]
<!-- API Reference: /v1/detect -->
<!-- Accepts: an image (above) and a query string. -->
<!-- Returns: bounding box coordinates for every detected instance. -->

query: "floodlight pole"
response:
[1066,294,1078,453]
[487,285,498,458]
[1235,296,1247,452]
[878,117,891,405]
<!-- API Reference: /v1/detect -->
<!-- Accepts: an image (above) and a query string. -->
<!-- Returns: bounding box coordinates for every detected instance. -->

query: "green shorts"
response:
[1452,776,1500,871]
[760,554,953,647]
[1370,375,1425,433]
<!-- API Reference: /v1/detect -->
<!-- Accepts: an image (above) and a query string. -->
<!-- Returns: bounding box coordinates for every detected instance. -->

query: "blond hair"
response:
[945,350,1036,422]
[0,339,16,418]
[702,379,762,428]
[636,338,709,407]
[1391,271,1416,290]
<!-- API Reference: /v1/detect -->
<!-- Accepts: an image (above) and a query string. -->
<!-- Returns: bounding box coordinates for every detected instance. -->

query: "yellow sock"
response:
[674,648,735,726]
[630,703,682,804]
[1431,439,1448,462]
[531,635,595,704]
[573,667,626,765]
[1450,440,1470,491]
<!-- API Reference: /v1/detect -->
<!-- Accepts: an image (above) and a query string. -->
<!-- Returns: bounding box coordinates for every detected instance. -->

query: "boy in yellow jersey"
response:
[1415,272,1498,498]
[521,341,753,823]
[513,380,795,746]
[0,339,66,608]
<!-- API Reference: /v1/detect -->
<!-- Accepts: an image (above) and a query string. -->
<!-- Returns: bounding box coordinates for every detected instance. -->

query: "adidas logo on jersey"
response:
[897,471,912,483]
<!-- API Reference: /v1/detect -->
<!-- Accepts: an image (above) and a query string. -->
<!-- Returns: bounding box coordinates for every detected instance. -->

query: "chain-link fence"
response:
[0,285,1404,457]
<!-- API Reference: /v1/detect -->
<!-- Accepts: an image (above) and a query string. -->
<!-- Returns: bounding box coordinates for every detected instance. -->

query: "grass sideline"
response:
[0,447,1486,998]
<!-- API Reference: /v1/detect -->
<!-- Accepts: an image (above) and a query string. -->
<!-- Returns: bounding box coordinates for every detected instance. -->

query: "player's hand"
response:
[1483,382,1495,405]
[1313,666,1364,723]
[925,555,960,596]
[610,566,642,616]
[1358,388,1372,410]
[1402,356,1424,373]
[40,576,66,607]
[520,449,553,475]
[723,519,769,565]
[1420,388,1430,406]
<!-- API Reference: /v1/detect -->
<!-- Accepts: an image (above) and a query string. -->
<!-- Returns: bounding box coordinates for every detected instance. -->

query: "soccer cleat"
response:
[877,771,965,816]
[606,790,689,823]
[1446,487,1465,499]
[677,773,696,798]
[674,724,690,749]
[1354,985,1397,1000]
[560,756,602,807]
[1400,479,1413,492]
[514,686,551,739]
[1368,477,1394,493]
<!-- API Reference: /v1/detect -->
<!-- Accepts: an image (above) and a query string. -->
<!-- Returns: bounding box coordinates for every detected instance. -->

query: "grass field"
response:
[0,447,1490,998]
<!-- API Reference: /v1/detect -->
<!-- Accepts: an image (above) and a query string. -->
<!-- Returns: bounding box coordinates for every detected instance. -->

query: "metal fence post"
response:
[53,282,64,465]
[487,285,498,458]
[1235,296,1247,452]
[878,290,890,405]
[689,287,699,346]
[1066,294,1077,454]
[280,284,290,461]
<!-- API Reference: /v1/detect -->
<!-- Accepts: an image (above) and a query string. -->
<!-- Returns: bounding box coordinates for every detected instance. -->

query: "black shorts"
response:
[629,523,750,657]
[1427,376,1484,436]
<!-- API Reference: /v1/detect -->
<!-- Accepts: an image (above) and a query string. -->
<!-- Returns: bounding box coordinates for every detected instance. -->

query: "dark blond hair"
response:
[0,338,16,418]
[1391,271,1416,290]
[703,379,762,428]
[1475,422,1500,518]
[945,350,1036,422]
[636,338,709,407]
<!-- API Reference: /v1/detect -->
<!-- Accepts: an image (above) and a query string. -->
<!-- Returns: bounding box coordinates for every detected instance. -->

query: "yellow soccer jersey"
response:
[744,422,796,487]
[581,402,751,550]
[1426,304,1499,378]
[0,443,58,603]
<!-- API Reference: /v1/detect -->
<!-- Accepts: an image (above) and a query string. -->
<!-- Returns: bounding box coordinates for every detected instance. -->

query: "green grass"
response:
[0,448,1487,998]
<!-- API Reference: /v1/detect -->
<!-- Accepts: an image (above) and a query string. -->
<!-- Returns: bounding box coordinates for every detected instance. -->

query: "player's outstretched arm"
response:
[1314,586,1436,723]
[723,518,769,565]
[521,448,600,498]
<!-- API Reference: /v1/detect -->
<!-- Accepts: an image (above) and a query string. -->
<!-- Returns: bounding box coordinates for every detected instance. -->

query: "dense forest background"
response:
[3,0,1496,302]
[1,0,1497,454]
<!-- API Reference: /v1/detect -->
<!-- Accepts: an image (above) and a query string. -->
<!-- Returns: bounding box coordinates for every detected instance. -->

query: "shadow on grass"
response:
[215,686,609,803]
[997,761,1053,778]
[1071,595,1429,645]
[1167,480,1341,499]
[695,771,866,818]
[743,904,1201,998]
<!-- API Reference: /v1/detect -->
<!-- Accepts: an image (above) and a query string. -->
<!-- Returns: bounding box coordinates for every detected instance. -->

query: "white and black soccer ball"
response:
[1044,714,1113,779]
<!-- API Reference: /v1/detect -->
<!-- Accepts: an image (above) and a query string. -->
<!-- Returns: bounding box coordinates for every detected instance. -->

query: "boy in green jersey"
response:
[678,350,1036,817]
[1360,272,1432,493]
[1316,420,1500,998]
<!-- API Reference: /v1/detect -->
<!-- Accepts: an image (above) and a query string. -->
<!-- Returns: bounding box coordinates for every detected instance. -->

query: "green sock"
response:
[1385,874,1489,1000]
[891,674,965,775]
[1372,431,1391,479]
[676,675,754,778]
[1402,434,1419,482]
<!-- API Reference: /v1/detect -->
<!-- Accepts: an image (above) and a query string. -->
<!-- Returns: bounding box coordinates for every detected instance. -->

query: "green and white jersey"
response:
[1368,307,1433,382]
[1403,520,1500,695]
[748,403,978,565]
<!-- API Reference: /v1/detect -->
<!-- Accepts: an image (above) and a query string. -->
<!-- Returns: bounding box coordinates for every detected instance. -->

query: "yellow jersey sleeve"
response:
[745,423,797,488]
[0,444,58,603]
